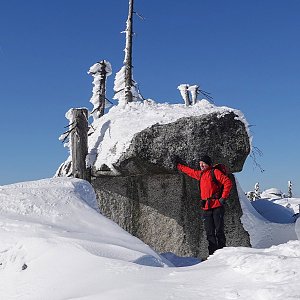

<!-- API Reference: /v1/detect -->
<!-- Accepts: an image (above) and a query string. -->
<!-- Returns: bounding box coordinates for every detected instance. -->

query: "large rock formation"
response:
[92,110,251,259]
[113,111,249,174]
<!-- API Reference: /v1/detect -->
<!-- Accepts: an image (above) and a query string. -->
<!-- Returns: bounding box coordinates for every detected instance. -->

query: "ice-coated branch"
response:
[134,11,145,20]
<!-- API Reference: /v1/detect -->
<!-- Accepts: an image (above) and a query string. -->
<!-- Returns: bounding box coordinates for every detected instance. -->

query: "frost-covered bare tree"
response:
[88,60,112,121]
[188,85,199,105]
[288,180,293,198]
[246,191,255,201]
[124,0,134,103]
[113,0,143,105]
[178,84,213,106]
[254,182,261,200]
[177,84,191,106]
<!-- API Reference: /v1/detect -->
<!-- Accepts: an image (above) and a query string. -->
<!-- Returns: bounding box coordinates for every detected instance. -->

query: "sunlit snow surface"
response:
[0,178,300,300]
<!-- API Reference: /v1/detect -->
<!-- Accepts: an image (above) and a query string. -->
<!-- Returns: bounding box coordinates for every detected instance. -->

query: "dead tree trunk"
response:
[124,0,134,103]
[178,84,191,106]
[71,108,90,182]
[98,60,108,117]
[188,85,199,105]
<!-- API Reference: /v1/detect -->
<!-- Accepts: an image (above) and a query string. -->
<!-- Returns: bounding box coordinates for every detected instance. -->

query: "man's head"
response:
[199,155,212,170]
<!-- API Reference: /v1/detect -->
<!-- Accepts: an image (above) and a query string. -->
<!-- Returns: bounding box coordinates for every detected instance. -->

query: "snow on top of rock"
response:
[86,99,250,172]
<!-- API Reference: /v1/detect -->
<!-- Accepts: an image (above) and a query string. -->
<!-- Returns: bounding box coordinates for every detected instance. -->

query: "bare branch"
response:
[250,146,265,173]
[134,11,145,20]
[114,87,125,95]
[200,89,214,101]
[64,121,76,129]
[105,97,113,105]
[61,125,77,144]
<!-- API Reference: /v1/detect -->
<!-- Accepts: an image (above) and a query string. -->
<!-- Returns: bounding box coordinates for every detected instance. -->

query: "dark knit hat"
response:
[199,155,212,166]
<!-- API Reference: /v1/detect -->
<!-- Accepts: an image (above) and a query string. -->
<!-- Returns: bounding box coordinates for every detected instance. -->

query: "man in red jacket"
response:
[177,155,232,255]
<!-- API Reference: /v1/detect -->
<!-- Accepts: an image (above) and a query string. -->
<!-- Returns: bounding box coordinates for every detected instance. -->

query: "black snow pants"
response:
[202,206,226,255]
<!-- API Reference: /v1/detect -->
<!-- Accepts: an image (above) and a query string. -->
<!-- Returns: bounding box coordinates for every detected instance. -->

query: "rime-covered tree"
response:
[188,85,199,105]
[113,0,143,105]
[254,182,260,200]
[177,84,191,106]
[88,60,112,121]
[288,180,293,198]
[124,0,134,103]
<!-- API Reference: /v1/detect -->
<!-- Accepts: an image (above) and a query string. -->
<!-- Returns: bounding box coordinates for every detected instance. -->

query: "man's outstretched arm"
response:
[177,163,201,180]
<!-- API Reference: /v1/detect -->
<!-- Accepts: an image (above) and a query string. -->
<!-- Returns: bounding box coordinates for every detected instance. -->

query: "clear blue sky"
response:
[1,0,299,196]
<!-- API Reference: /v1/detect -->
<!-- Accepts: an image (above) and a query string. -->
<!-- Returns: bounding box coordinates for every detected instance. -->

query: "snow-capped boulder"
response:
[58,100,250,177]
[113,111,250,175]
[90,101,251,259]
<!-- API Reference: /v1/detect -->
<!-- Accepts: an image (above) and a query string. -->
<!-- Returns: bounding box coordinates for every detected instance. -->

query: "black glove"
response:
[219,198,226,206]
[173,155,183,165]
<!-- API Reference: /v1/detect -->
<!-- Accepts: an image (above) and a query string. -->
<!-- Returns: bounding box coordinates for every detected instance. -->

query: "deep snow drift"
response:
[1,178,300,300]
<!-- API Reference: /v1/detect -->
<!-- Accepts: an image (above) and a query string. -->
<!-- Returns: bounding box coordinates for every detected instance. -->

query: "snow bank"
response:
[296,218,300,239]
[0,178,170,268]
[236,179,298,247]
[261,188,283,199]
[207,241,300,299]
[87,100,250,172]
[272,197,300,215]
[251,199,297,223]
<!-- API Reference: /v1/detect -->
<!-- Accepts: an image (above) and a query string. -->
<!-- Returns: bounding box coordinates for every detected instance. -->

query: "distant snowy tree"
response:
[188,85,199,105]
[254,182,261,200]
[178,84,191,106]
[288,180,293,198]
[113,0,143,105]
[88,60,112,121]
[246,191,255,201]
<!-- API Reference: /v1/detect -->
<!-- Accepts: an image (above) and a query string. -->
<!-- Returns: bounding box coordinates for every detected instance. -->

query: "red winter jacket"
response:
[177,163,232,210]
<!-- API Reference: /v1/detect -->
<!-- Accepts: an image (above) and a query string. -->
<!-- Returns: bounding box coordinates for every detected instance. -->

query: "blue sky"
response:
[0,0,299,196]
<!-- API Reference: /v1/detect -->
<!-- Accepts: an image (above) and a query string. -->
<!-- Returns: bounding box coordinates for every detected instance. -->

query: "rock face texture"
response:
[113,112,250,175]
[92,111,251,259]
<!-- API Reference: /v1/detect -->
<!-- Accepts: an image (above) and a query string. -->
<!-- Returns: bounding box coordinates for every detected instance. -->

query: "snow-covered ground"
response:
[1,178,300,300]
